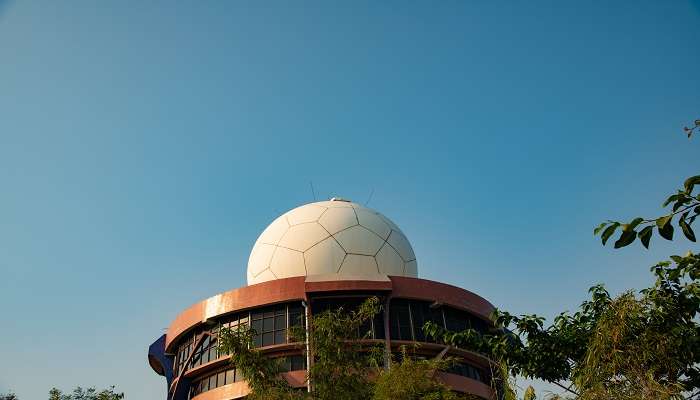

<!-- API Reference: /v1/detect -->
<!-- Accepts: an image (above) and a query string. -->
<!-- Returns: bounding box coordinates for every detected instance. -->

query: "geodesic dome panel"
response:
[246,199,417,285]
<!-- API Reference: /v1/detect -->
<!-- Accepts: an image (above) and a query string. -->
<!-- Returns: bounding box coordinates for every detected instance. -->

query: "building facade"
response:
[148,199,497,400]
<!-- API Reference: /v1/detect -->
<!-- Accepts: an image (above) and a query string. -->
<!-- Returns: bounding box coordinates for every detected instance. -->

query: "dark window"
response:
[373,311,385,339]
[251,318,263,347]
[289,304,305,327]
[263,332,274,347]
[388,299,489,344]
[252,304,291,347]
[278,355,308,372]
[390,300,413,341]
[263,314,274,331]
[275,329,286,344]
[448,362,486,383]
[225,369,235,384]
[176,302,304,376]
[189,368,241,398]
[444,307,468,332]
[410,301,442,342]
[291,355,306,371]
[312,296,385,339]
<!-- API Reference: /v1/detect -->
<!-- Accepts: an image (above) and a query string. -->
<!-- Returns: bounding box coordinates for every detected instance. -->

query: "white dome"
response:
[247,199,417,285]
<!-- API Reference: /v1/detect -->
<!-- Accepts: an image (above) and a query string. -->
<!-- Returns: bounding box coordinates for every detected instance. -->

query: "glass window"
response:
[291,355,306,371]
[251,318,263,333]
[276,355,306,372]
[448,362,486,383]
[312,297,384,339]
[387,299,489,344]
[175,302,305,377]
[225,369,235,384]
[263,332,274,347]
[263,315,274,331]
[289,305,304,327]
[411,301,443,342]
[373,311,385,339]
[275,330,286,344]
[275,315,286,330]
[390,300,413,341]
[444,307,467,332]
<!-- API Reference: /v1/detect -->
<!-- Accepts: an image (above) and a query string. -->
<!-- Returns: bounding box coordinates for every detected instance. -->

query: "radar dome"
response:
[247,199,417,285]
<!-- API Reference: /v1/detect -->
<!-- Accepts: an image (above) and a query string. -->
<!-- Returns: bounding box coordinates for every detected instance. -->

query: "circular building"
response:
[148,199,497,400]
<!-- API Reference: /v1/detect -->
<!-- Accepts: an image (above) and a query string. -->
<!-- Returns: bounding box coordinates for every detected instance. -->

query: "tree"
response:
[216,324,303,400]
[218,297,471,400]
[0,393,18,400]
[426,172,700,400]
[426,252,700,400]
[373,347,467,400]
[48,387,124,400]
[593,175,700,249]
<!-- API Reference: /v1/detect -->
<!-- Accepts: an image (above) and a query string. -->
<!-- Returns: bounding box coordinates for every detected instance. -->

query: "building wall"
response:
[149,276,497,400]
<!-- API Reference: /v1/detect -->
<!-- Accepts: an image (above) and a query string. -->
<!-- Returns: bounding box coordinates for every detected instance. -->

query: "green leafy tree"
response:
[48,387,123,400]
[426,252,700,399]
[425,167,700,399]
[0,393,18,400]
[217,324,304,400]
[593,175,700,249]
[373,346,465,400]
[303,296,383,400]
[219,297,472,400]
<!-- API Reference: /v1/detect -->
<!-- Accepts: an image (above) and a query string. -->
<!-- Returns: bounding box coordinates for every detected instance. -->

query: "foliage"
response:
[48,387,124,400]
[593,175,700,249]
[0,393,18,400]
[684,119,700,138]
[372,346,466,400]
[219,297,470,400]
[301,296,384,400]
[574,293,686,400]
[218,326,302,400]
[425,252,700,399]
[522,386,536,400]
[427,166,700,399]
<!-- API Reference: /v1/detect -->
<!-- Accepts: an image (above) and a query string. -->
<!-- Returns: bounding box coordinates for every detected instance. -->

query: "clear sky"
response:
[0,1,699,398]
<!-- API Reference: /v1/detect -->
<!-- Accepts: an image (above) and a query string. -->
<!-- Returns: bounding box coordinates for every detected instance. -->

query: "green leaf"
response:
[673,199,687,212]
[614,230,636,248]
[679,212,697,242]
[683,175,700,194]
[593,222,608,236]
[659,220,674,241]
[523,386,537,400]
[627,217,644,230]
[601,223,620,245]
[663,194,680,207]
[638,226,653,249]
[657,215,672,229]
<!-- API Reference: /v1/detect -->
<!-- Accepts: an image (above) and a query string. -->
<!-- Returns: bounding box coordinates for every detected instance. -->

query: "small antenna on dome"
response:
[365,188,375,206]
[309,181,317,201]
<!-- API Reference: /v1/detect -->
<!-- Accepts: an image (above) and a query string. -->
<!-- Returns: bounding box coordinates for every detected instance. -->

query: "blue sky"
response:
[0,1,699,398]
